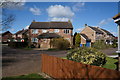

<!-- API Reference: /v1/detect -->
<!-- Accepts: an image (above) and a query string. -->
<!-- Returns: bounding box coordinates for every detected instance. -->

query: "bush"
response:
[67,47,106,66]
[50,38,70,50]
[8,42,28,48]
[91,40,111,49]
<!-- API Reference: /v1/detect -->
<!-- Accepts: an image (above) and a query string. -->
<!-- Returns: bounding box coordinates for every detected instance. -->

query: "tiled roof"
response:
[2,31,12,36]
[89,26,104,34]
[14,29,28,35]
[80,33,91,41]
[29,22,73,29]
[113,13,120,19]
[100,29,114,36]
[38,33,61,39]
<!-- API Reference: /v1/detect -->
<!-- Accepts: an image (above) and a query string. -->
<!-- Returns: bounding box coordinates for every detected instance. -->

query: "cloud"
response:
[98,18,112,27]
[29,5,41,15]
[24,25,29,29]
[72,2,85,12]
[50,17,72,22]
[10,28,15,31]
[47,5,74,21]
[76,27,84,32]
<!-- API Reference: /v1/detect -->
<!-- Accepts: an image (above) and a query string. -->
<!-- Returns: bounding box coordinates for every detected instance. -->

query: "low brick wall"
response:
[41,54,120,79]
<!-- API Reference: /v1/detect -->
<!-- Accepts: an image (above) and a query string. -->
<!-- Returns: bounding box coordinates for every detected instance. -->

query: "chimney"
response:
[85,24,87,27]
[33,20,35,22]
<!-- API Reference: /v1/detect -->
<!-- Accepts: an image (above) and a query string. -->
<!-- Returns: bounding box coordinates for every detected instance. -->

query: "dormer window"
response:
[32,29,38,34]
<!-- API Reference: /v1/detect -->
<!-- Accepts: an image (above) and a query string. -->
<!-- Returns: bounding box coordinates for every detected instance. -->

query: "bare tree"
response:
[0,0,25,31]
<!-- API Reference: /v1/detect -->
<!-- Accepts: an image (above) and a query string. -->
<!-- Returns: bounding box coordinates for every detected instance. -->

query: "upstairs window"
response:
[32,29,38,34]
[64,29,70,34]
[54,29,59,33]
[42,29,47,33]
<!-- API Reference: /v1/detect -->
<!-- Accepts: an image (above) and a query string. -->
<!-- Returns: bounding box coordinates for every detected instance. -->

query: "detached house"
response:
[2,31,12,42]
[29,21,73,48]
[80,24,115,47]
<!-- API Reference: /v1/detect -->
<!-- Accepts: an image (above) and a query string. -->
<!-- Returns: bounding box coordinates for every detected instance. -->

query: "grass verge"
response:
[2,73,47,80]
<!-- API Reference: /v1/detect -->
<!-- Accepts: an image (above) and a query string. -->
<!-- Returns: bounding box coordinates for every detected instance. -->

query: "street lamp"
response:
[113,13,120,71]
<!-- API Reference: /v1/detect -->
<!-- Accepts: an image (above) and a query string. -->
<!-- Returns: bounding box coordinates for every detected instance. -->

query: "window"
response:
[64,29,70,34]
[31,38,38,42]
[54,29,59,33]
[32,29,38,34]
[42,29,47,33]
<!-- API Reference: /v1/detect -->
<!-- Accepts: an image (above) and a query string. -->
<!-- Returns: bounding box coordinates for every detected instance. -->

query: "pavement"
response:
[2,44,118,77]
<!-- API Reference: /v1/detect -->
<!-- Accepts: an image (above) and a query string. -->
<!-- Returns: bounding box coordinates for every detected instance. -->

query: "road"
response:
[2,45,67,77]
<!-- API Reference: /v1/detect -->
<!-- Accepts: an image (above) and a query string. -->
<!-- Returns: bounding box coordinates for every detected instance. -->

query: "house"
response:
[29,21,73,48]
[80,24,115,47]
[13,29,29,42]
[2,31,12,42]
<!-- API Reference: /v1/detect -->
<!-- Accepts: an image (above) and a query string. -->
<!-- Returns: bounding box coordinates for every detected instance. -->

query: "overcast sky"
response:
[4,2,119,36]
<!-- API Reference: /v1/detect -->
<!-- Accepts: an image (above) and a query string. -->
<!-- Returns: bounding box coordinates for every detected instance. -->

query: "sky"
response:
[3,2,119,36]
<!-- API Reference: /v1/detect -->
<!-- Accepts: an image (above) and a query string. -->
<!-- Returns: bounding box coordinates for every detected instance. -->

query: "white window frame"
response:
[54,29,59,33]
[31,38,38,42]
[42,29,47,33]
[32,29,38,34]
[64,29,70,34]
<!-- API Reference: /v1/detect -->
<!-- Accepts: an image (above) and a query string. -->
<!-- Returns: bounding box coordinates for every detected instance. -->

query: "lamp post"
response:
[113,13,120,71]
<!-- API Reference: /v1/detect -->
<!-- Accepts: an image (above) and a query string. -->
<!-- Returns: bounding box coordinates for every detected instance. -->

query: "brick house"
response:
[2,31,12,42]
[13,29,29,42]
[80,24,115,47]
[29,21,73,48]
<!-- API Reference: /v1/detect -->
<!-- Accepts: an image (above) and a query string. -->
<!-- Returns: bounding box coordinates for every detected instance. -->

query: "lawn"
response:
[103,57,118,70]
[2,73,47,80]
[61,57,118,70]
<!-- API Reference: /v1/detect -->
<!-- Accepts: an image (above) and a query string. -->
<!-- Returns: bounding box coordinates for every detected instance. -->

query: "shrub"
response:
[67,47,106,66]
[50,38,70,50]
[91,40,110,49]
[8,42,28,48]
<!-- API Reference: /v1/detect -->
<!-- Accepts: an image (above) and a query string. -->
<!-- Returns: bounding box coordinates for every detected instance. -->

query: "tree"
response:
[75,33,81,47]
[0,0,25,31]
[73,32,77,45]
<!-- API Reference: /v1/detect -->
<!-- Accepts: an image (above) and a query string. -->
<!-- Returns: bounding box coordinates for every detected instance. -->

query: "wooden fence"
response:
[41,54,120,79]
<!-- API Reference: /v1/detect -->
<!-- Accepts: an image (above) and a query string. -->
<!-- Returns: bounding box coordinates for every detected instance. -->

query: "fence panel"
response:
[41,54,120,78]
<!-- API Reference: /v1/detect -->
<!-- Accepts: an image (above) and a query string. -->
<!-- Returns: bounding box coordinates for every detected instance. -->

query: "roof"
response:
[89,26,104,34]
[80,33,91,41]
[38,33,61,39]
[113,13,120,19]
[100,29,114,36]
[29,21,73,29]
[2,31,12,36]
[14,29,28,35]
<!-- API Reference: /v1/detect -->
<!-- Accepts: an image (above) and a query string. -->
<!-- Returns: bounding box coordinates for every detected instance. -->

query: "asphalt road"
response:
[2,45,67,77]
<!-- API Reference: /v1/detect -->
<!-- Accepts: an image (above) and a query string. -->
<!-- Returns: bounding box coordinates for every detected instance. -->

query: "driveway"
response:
[2,45,67,77]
